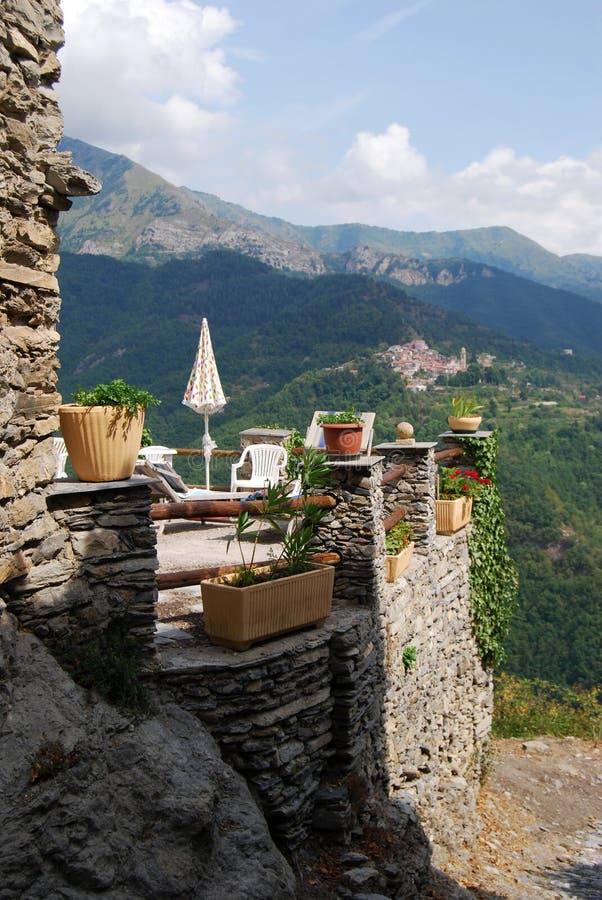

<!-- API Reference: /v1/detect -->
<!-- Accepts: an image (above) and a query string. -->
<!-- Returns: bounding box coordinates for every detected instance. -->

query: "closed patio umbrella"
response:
[182,318,227,490]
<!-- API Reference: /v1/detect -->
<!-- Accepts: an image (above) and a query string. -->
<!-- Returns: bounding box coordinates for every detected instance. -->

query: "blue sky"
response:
[58,0,602,255]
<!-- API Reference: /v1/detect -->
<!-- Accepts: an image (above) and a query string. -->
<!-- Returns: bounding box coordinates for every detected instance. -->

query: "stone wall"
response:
[158,498,493,856]
[6,479,158,658]
[0,0,99,599]
[378,531,493,860]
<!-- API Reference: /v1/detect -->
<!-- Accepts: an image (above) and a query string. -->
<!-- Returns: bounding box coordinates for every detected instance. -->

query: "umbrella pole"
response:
[204,412,211,491]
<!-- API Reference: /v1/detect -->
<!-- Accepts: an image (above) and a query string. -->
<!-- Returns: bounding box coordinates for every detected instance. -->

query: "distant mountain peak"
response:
[59,137,602,305]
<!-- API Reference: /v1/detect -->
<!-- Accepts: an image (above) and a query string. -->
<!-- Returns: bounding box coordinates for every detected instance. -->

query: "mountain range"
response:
[57,138,602,359]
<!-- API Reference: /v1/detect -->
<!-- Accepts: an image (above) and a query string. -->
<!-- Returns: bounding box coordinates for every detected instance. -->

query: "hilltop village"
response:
[376,339,486,391]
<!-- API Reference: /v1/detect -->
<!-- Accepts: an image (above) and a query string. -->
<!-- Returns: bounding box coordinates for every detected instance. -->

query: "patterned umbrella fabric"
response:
[182,318,227,489]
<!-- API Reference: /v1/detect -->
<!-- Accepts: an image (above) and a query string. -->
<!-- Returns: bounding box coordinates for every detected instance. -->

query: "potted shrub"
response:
[448,396,483,433]
[201,450,335,650]
[385,520,415,582]
[435,466,491,534]
[317,410,364,455]
[59,379,160,482]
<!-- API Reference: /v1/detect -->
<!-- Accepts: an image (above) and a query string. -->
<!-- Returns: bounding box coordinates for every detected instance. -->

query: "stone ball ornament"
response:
[396,421,415,444]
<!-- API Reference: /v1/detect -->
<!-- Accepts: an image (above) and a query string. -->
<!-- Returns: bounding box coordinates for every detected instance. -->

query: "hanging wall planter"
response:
[435,496,473,535]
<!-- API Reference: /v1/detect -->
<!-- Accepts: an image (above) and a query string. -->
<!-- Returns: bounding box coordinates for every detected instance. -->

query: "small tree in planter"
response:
[436,466,491,534]
[201,450,335,650]
[385,520,415,582]
[317,410,364,455]
[59,379,160,483]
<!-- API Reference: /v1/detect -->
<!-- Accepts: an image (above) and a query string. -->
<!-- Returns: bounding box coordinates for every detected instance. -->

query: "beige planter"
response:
[201,563,335,651]
[447,415,482,434]
[385,541,414,582]
[59,404,145,482]
[435,497,472,535]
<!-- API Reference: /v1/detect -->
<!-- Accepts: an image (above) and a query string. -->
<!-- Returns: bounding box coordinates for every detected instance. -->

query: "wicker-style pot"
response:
[59,404,145,482]
[435,497,472,535]
[447,415,482,434]
[321,423,363,455]
[201,563,335,651]
[385,541,414,582]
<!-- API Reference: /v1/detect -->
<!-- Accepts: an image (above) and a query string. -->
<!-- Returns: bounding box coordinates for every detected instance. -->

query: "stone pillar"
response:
[375,442,438,553]
[0,1,100,602]
[6,478,158,663]
[314,456,386,607]
[239,427,292,449]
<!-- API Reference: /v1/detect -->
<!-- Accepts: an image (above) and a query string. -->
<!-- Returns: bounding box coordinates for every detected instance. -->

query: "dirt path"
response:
[436,737,602,899]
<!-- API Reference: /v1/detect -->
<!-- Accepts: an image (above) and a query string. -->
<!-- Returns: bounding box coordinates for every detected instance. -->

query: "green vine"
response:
[453,431,519,668]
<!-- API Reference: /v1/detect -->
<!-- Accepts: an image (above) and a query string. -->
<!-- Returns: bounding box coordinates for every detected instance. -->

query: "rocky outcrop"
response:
[134,215,326,274]
[343,245,480,287]
[0,600,295,899]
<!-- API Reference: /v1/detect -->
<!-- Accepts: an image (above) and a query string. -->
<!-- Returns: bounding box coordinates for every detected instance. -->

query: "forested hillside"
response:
[56,249,602,689]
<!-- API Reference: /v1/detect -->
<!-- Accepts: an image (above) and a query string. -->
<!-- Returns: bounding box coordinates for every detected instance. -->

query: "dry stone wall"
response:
[158,447,493,857]
[6,480,158,658]
[0,0,100,597]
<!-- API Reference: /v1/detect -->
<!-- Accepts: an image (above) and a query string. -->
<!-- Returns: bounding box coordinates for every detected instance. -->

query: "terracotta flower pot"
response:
[448,415,482,434]
[321,423,363,455]
[201,563,334,650]
[59,404,145,482]
[435,497,472,535]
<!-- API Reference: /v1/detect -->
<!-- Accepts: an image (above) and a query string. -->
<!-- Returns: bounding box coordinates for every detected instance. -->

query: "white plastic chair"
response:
[138,445,177,465]
[53,437,68,478]
[230,443,288,493]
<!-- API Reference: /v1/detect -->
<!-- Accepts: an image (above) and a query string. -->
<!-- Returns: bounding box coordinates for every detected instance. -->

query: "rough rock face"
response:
[343,245,481,286]
[0,600,295,899]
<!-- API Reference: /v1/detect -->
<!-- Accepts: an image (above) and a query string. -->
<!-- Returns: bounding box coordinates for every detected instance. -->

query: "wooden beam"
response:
[156,551,341,590]
[383,506,407,533]
[175,448,240,458]
[434,446,465,462]
[381,464,408,485]
[150,494,337,521]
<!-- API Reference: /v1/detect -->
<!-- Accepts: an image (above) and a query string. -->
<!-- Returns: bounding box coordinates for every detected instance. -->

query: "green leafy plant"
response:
[438,466,491,499]
[385,520,415,555]
[493,673,602,740]
[455,432,519,668]
[140,426,153,447]
[317,410,364,426]
[58,618,149,714]
[227,449,330,586]
[72,379,160,416]
[451,396,483,417]
[284,427,305,479]
[402,645,417,674]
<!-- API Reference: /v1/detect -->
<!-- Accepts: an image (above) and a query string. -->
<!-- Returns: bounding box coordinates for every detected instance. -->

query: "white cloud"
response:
[301,126,602,256]
[56,2,602,257]
[58,0,240,177]
[356,1,435,43]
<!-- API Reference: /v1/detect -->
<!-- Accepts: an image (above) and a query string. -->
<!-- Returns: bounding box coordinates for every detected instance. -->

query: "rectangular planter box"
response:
[201,563,335,650]
[385,541,414,582]
[435,497,472,535]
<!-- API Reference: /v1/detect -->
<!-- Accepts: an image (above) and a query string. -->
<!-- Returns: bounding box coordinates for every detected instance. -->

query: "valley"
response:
[53,137,602,695]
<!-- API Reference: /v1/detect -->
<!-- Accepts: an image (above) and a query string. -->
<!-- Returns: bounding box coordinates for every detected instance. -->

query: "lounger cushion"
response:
[153,462,187,493]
